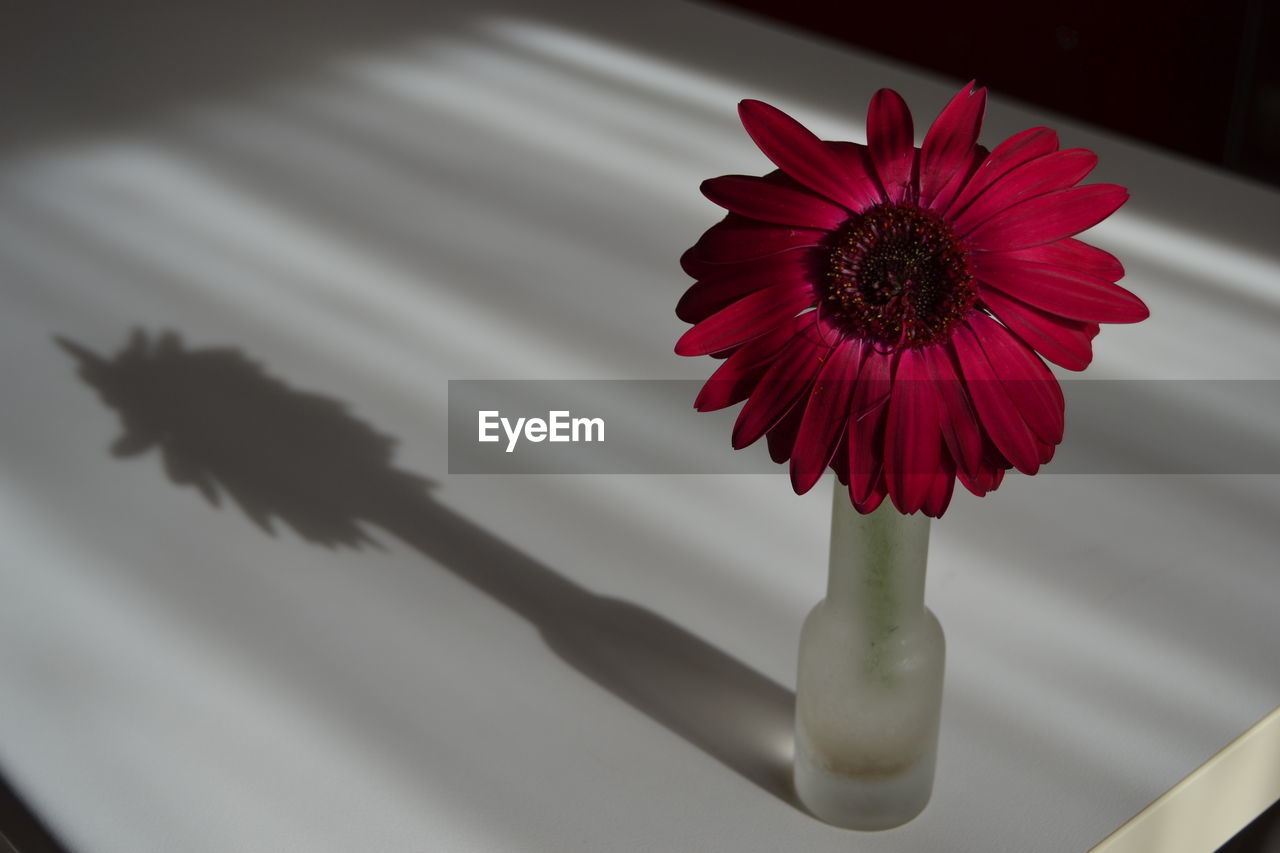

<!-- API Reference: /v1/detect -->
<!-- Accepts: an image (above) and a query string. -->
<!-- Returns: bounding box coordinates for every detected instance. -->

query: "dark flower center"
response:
[821,203,976,348]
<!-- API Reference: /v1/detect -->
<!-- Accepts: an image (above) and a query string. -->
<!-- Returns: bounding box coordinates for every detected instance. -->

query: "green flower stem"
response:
[826,487,931,684]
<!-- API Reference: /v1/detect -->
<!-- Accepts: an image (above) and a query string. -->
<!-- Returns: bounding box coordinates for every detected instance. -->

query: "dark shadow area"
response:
[0,765,72,853]
[1219,796,1280,853]
[56,329,795,806]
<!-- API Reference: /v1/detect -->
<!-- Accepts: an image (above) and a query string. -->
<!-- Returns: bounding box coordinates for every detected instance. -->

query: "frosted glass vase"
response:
[793,482,945,830]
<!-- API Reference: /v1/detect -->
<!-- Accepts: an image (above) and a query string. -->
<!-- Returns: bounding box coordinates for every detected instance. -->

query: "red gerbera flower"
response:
[675,83,1148,517]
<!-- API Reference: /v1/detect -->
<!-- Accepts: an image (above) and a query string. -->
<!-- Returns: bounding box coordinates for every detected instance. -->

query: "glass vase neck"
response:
[826,483,931,621]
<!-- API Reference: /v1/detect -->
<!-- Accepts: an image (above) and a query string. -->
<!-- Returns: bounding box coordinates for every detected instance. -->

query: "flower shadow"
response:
[57,328,797,807]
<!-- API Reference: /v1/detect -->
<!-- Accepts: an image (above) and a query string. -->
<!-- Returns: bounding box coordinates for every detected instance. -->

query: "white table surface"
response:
[2,1,1278,851]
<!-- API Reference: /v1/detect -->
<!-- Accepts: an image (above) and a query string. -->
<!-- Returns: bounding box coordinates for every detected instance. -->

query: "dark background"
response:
[712,0,1280,187]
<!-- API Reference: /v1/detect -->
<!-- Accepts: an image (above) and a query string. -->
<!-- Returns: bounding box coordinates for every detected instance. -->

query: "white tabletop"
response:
[2,1,1278,851]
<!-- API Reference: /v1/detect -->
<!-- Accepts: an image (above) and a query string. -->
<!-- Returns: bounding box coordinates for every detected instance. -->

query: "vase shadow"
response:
[57,329,796,806]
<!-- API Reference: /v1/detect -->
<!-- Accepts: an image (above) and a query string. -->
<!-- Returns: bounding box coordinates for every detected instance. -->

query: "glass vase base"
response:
[793,728,936,831]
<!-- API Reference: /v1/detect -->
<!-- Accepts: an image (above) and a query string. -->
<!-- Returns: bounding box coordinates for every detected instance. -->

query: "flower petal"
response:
[945,127,1059,218]
[922,343,983,475]
[968,312,1064,445]
[979,287,1099,371]
[767,398,806,463]
[919,82,987,210]
[701,174,849,229]
[957,462,1005,496]
[921,460,957,518]
[739,100,879,211]
[682,214,824,269]
[847,475,887,514]
[675,282,814,356]
[848,347,892,504]
[790,338,863,494]
[885,348,943,513]
[676,249,813,324]
[852,475,888,514]
[929,144,987,216]
[825,141,886,208]
[867,88,916,203]
[693,357,768,413]
[950,148,1098,236]
[693,314,811,411]
[679,250,721,280]
[830,432,850,485]
[973,255,1149,323]
[991,237,1124,281]
[952,320,1042,474]
[963,184,1129,250]
[732,331,826,448]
